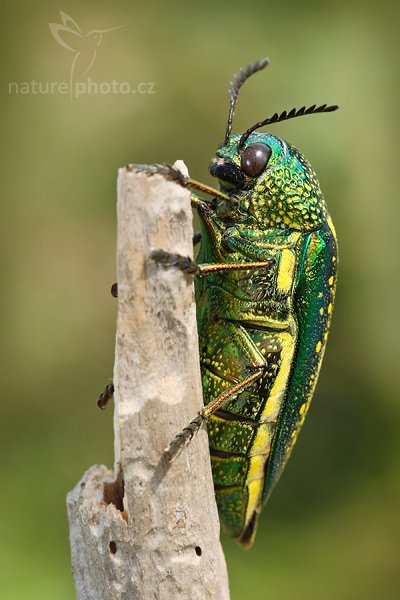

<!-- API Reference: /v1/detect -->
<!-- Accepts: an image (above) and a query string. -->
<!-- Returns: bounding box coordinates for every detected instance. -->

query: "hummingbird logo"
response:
[49,11,124,96]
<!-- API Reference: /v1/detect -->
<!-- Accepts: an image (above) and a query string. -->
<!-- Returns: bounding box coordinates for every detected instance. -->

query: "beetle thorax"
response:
[248,146,328,231]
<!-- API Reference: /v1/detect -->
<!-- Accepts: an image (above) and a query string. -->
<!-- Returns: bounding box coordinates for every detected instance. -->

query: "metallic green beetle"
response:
[106,58,338,547]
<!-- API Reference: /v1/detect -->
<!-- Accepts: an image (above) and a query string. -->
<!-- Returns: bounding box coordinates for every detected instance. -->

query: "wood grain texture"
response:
[67,161,230,600]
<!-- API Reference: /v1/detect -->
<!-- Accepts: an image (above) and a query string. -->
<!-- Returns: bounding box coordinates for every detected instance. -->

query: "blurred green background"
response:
[1,0,399,598]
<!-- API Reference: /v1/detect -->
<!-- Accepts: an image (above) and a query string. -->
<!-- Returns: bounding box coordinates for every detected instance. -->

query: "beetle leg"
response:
[112,237,276,297]
[126,163,236,204]
[164,368,264,462]
[151,250,200,274]
[193,232,202,245]
[97,382,114,410]
[184,177,237,204]
[126,162,183,179]
[151,249,275,276]
[110,236,203,298]
[190,193,215,208]
[198,259,275,274]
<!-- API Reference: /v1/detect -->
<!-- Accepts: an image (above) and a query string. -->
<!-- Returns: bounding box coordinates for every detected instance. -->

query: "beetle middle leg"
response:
[151,249,275,277]
[109,250,275,295]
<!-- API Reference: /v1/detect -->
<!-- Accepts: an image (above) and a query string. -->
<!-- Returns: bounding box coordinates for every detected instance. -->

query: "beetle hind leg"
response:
[97,382,114,410]
[164,368,265,462]
[164,414,205,462]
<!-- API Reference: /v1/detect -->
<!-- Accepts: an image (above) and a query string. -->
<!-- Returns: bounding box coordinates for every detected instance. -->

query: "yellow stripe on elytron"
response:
[277,248,296,294]
[327,215,337,240]
[246,454,266,484]
[245,478,263,527]
[249,423,273,456]
[261,328,297,422]
[242,324,297,533]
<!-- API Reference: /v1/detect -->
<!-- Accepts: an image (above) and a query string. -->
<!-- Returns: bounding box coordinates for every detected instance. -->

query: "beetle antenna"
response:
[224,57,270,145]
[238,104,339,149]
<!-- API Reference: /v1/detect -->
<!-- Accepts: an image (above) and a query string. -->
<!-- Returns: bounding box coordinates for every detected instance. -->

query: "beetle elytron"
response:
[100,58,338,547]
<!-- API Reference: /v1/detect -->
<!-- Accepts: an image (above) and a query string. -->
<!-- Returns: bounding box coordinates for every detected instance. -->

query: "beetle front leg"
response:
[126,162,236,205]
[127,162,186,183]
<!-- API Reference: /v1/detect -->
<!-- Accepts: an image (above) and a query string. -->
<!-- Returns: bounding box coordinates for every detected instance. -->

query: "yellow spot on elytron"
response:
[328,303,333,314]
[300,403,307,415]
[316,341,322,353]
[277,249,295,293]
[328,276,334,286]
[319,307,324,315]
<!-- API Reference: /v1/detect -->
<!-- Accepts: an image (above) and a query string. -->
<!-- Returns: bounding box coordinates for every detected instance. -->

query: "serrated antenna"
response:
[238,103,339,149]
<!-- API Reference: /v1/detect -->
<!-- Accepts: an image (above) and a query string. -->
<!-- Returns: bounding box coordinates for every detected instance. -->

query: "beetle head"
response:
[209,58,338,230]
[210,131,328,230]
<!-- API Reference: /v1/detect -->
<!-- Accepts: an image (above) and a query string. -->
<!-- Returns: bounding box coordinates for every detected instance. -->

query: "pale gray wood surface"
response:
[67,162,230,600]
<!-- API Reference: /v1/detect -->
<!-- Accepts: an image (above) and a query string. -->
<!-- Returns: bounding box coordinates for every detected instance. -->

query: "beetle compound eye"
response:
[240,143,272,178]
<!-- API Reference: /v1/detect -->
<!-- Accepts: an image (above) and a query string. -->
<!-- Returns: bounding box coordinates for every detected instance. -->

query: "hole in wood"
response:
[195,546,202,556]
[109,541,117,554]
[103,465,127,521]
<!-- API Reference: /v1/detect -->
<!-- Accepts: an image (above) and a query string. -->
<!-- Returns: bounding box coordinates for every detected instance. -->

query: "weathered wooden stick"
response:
[67,162,230,600]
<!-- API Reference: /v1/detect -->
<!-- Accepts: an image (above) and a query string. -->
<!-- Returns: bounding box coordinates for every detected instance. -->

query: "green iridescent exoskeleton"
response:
[194,129,337,546]
[122,58,338,548]
[184,58,338,547]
